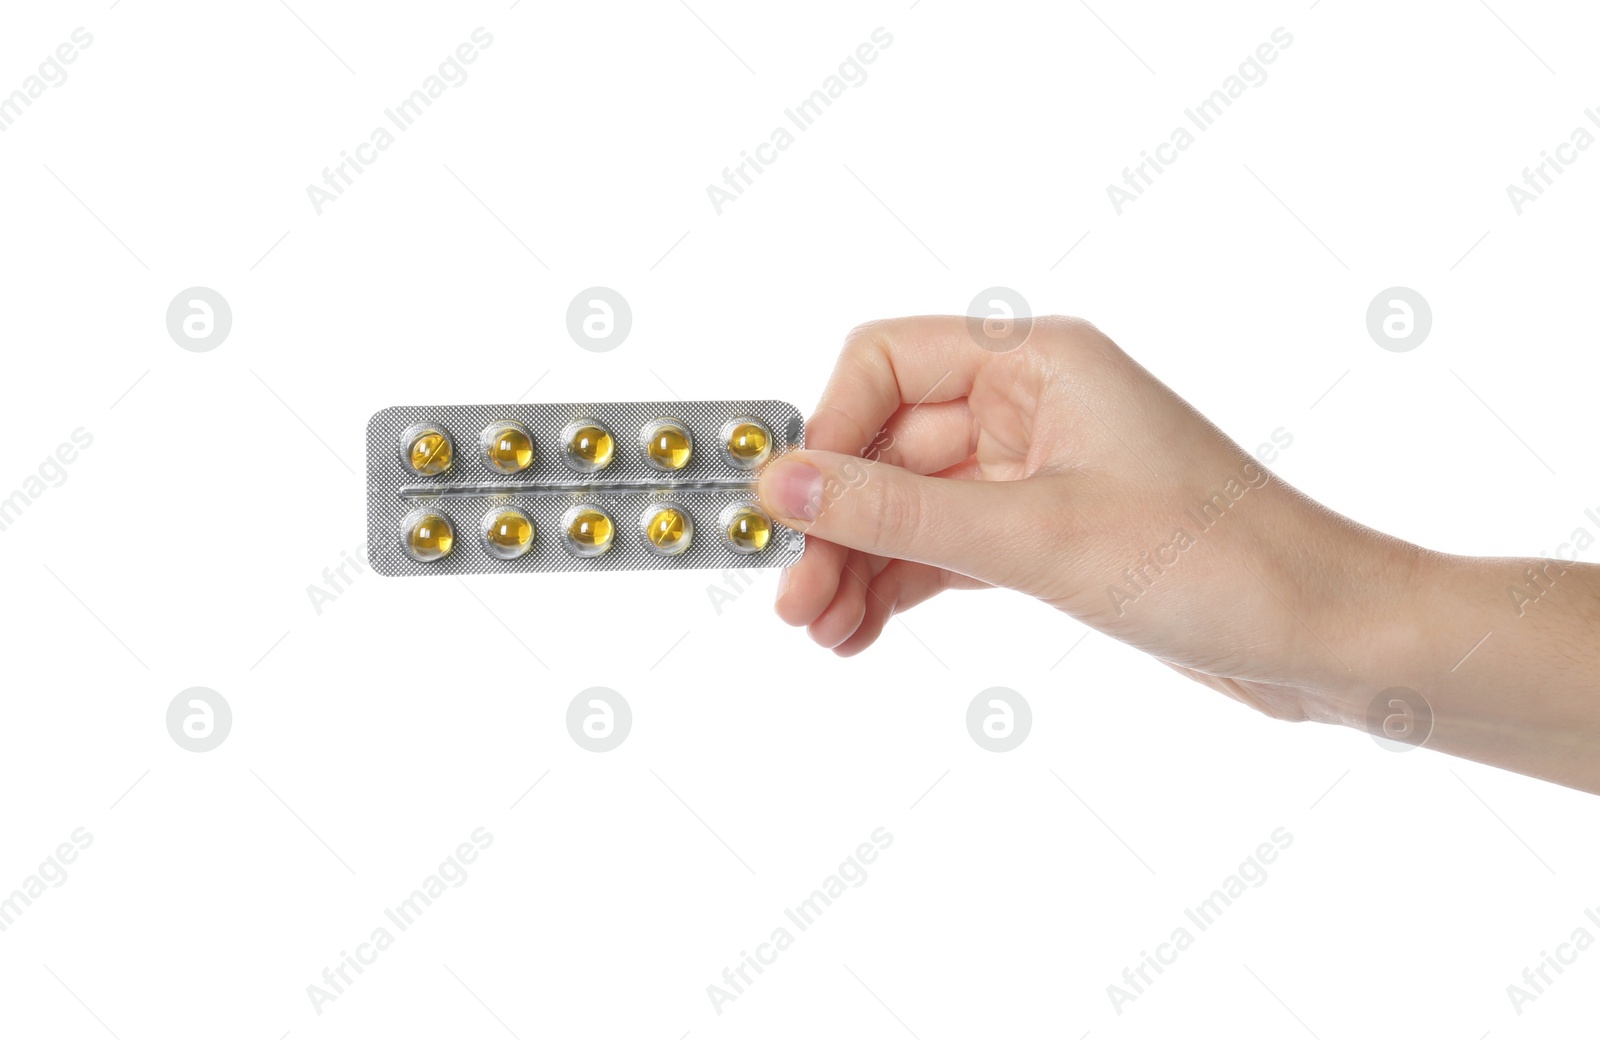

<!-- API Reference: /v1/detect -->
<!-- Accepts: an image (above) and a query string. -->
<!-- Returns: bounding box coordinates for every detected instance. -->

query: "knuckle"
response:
[810,401,877,455]
[1039,313,1101,337]
[843,318,893,349]
[841,321,891,366]
[1039,314,1118,351]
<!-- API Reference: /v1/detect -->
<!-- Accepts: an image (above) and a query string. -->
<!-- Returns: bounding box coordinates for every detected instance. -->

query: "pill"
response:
[404,510,454,561]
[482,508,535,559]
[721,418,772,469]
[563,506,614,557]
[404,426,453,476]
[642,419,692,471]
[721,504,772,554]
[481,422,535,474]
[562,420,615,472]
[642,505,693,556]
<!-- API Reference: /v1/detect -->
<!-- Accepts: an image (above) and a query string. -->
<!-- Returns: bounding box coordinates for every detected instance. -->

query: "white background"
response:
[2,1,1599,1037]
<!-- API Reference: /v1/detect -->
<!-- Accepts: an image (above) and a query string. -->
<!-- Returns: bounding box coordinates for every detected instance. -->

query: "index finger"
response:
[808,316,996,456]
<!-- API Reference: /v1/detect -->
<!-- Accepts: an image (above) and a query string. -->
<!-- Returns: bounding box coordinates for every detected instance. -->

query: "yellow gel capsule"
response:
[565,423,615,471]
[725,421,770,466]
[565,507,614,557]
[483,509,534,560]
[405,512,454,561]
[644,506,692,556]
[408,431,452,476]
[723,506,771,554]
[483,424,534,474]
[643,421,692,471]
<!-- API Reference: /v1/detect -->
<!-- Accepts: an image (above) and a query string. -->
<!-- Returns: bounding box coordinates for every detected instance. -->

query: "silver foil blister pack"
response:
[366,400,805,576]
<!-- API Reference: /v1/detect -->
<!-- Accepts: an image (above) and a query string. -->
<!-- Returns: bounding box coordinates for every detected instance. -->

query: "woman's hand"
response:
[758,316,1600,793]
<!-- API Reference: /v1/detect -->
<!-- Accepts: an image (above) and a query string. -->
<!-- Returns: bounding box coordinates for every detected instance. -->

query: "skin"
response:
[756,316,1600,794]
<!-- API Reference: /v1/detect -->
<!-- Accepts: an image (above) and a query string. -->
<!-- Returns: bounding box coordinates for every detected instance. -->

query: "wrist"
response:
[1311,533,1455,728]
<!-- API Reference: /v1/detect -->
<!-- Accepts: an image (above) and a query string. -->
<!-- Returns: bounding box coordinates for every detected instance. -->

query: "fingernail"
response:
[775,568,791,602]
[767,460,823,521]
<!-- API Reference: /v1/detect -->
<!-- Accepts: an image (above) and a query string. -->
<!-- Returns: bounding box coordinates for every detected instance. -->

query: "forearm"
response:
[1346,552,1600,793]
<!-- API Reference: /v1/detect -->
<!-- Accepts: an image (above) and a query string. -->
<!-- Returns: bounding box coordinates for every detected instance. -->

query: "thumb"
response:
[757,449,1046,587]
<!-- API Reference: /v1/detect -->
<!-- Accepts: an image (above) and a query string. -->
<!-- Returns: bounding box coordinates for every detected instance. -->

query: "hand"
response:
[757,314,1403,715]
[757,316,1600,793]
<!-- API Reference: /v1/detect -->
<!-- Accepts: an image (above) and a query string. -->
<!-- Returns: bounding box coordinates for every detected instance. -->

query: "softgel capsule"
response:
[366,400,805,575]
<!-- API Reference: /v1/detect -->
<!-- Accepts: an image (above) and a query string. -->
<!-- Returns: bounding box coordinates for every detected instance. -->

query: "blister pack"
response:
[365,400,805,576]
